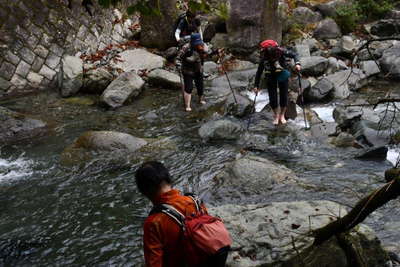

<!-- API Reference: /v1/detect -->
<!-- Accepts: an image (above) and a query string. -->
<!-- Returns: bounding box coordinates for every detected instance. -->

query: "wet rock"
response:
[310,122,337,139]
[306,77,334,102]
[352,120,392,147]
[209,200,389,266]
[313,18,342,40]
[355,146,388,160]
[360,60,380,77]
[147,69,181,90]
[61,131,147,165]
[209,154,298,201]
[111,49,166,73]
[60,55,83,97]
[199,119,244,141]
[0,106,48,144]
[224,60,257,72]
[371,19,400,37]
[224,91,253,118]
[82,67,113,94]
[325,69,367,99]
[292,7,323,25]
[331,132,355,148]
[333,106,363,129]
[380,45,400,79]
[101,71,145,108]
[300,56,329,76]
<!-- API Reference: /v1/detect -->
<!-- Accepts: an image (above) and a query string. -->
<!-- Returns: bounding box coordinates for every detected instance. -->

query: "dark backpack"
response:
[150,194,232,266]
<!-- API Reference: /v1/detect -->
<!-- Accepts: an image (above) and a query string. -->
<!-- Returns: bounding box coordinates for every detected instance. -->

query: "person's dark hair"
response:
[186,10,196,19]
[135,161,172,198]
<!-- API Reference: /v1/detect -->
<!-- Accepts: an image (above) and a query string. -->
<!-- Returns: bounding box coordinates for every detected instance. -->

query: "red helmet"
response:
[260,40,278,49]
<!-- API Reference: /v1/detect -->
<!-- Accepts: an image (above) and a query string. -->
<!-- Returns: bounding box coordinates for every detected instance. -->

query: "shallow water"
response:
[0,79,399,265]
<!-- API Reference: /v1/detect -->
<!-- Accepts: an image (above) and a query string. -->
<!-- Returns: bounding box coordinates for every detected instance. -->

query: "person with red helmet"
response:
[254,40,301,125]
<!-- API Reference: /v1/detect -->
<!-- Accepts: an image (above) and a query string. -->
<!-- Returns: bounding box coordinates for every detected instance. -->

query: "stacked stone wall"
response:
[0,0,136,98]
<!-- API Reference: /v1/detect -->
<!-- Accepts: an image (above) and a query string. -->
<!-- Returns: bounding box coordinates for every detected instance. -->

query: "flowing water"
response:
[0,79,399,266]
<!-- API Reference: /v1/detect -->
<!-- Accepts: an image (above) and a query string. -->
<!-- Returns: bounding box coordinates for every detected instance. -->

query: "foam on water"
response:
[246,91,269,112]
[0,155,34,183]
[312,106,335,122]
[387,148,400,167]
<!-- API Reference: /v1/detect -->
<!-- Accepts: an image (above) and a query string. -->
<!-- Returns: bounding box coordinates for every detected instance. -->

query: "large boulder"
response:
[292,7,323,25]
[139,0,178,50]
[101,71,145,108]
[209,200,389,266]
[227,0,282,54]
[60,55,83,97]
[325,69,367,99]
[147,69,181,89]
[0,106,48,144]
[61,131,148,165]
[314,0,348,17]
[360,60,380,77]
[111,49,166,73]
[380,45,400,79]
[370,19,400,37]
[326,57,348,74]
[300,56,329,76]
[333,105,363,129]
[209,154,298,201]
[198,119,244,141]
[306,78,334,102]
[82,67,113,94]
[313,18,342,40]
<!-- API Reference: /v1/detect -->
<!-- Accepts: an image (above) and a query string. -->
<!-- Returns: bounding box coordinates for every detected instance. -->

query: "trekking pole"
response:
[218,52,238,104]
[297,73,308,130]
[247,90,258,130]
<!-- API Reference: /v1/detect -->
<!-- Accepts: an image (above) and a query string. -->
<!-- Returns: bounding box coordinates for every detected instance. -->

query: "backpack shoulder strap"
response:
[184,193,203,213]
[149,204,186,229]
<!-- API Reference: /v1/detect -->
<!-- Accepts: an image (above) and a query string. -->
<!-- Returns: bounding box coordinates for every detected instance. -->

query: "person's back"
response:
[135,161,229,267]
[143,189,205,266]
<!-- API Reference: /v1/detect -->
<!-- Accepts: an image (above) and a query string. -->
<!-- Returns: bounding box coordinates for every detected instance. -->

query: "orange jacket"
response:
[143,189,207,267]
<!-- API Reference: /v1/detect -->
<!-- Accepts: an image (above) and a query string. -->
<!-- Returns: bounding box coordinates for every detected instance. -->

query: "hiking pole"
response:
[217,52,238,104]
[247,90,258,130]
[297,73,309,130]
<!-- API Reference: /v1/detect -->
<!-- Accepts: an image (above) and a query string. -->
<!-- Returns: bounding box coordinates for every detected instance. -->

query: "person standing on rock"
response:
[177,33,208,112]
[254,40,301,125]
[135,161,230,266]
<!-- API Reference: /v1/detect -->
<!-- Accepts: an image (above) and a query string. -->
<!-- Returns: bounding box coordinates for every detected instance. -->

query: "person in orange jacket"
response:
[135,161,229,267]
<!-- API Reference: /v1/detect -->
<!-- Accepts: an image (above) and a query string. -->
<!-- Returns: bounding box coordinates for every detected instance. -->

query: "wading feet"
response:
[279,114,287,124]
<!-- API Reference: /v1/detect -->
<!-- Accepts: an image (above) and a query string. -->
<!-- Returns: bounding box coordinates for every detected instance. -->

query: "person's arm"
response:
[175,19,186,42]
[254,59,265,90]
[283,49,301,71]
[143,220,164,267]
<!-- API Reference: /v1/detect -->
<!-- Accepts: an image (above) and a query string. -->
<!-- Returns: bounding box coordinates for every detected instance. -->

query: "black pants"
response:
[183,73,204,96]
[266,73,288,109]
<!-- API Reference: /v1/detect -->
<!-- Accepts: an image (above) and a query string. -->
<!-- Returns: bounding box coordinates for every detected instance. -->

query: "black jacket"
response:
[254,48,300,88]
[178,43,203,76]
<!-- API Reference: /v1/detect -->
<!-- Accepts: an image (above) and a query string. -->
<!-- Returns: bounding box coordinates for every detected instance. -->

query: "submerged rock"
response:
[0,106,48,144]
[355,146,388,160]
[61,131,147,166]
[209,200,389,266]
[199,119,244,141]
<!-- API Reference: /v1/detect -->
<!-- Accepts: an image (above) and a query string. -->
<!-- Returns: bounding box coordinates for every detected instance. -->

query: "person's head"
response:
[135,161,172,200]
[186,10,196,21]
[262,46,281,62]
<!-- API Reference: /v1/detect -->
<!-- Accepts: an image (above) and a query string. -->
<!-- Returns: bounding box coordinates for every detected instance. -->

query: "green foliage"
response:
[335,3,360,34]
[127,0,161,16]
[213,2,229,21]
[188,0,211,13]
[356,0,394,20]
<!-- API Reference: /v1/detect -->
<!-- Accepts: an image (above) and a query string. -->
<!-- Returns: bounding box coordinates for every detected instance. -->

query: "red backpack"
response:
[150,194,232,266]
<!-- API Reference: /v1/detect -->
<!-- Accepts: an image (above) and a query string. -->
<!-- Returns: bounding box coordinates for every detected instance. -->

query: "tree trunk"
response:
[261,0,282,44]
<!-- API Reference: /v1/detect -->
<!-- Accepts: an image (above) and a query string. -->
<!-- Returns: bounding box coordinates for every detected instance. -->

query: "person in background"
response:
[177,33,207,112]
[174,10,202,45]
[254,40,301,125]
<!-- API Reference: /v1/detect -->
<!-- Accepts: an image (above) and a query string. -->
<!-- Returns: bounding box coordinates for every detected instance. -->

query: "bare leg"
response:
[184,92,192,112]
[279,107,287,124]
[273,108,280,125]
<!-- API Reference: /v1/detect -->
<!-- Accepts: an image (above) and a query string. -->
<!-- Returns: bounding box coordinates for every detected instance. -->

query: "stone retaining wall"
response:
[0,0,137,98]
